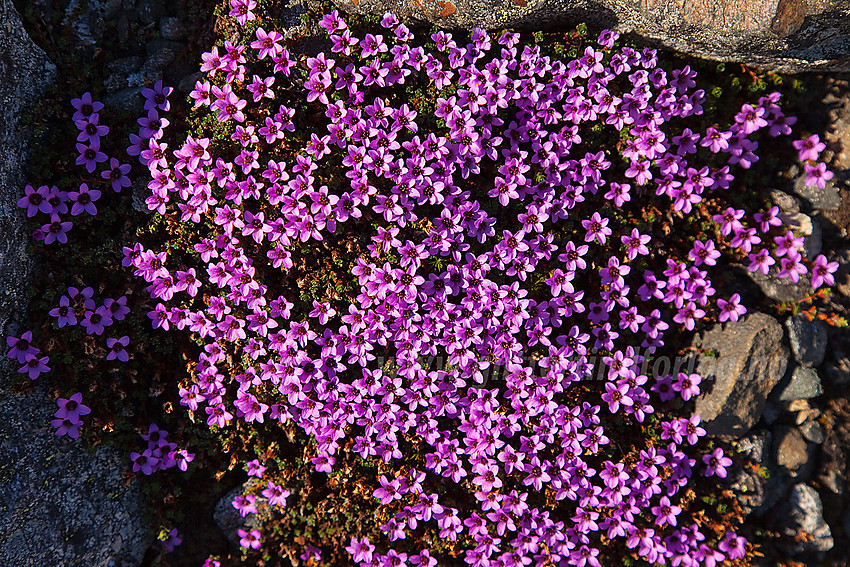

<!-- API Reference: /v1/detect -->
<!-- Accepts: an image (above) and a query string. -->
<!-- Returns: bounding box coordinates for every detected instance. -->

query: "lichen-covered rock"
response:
[0,5,151,566]
[771,366,824,401]
[692,313,790,439]
[780,484,834,554]
[785,314,829,367]
[332,0,850,73]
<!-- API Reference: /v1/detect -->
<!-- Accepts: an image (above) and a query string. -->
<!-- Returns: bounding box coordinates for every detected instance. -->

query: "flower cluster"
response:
[129,424,194,475]
[124,3,835,564]
[19,92,133,244]
[6,330,50,381]
[48,285,130,335]
[50,392,90,438]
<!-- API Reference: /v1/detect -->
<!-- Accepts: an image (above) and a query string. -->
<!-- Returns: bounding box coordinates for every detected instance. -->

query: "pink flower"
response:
[18,353,50,380]
[811,254,839,289]
[581,212,612,244]
[237,528,262,550]
[804,162,834,189]
[793,134,826,162]
[717,293,746,322]
[703,447,733,478]
[672,372,701,401]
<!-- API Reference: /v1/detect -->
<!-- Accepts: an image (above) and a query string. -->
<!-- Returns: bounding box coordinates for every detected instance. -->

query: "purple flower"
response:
[262,481,290,506]
[70,92,103,122]
[672,372,701,401]
[651,496,682,526]
[811,254,839,288]
[101,158,132,192]
[702,447,733,478]
[69,183,101,216]
[237,528,262,550]
[229,0,257,25]
[74,113,109,144]
[717,294,746,322]
[581,212,612,244]
[803,162,834,189]
[75,141,108,173]
[106,336,130,362]
[161,528,182,552]
[793,134,825,161]
[6,331,39,364]
[55,392,91,421]
[17,184,52,217]
[19,353,50,380]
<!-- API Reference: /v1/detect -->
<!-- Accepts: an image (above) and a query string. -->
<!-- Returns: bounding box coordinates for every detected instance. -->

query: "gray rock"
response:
[773,426,815,480]
[780,484,834,553]
[791,166,842,211]
[819,467,845,497]
[117,14,130,45]
[800,420,825,444]
[747,267,814,303]
[692,313,789,439]
[104,87,143,114]
[762,402,781,425]
[770,189,800,213]
[771,366,824,402]
[0,391,152,567]
[334,0,850,73]
[213,479,276,547]
[0,3,55,340]
[160,16,188,40]
[104,56,144,93]
[177,71,204,93]
[824,356,850,385]
[785,314,828,367]
[136,0,164,25]
[730,432,770,515]
[0,5,152,566]
[145,38,181,57]
[141,47,175,77]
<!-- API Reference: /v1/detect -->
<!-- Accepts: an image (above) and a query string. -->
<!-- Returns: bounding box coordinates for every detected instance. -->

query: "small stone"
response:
[825,355,850,385]
[781,484,834,553]
[145,38,181,57]
[770,189,800,213]
[159,16,188,40]
[117,14,129,44]
[136,0,163,25]
[786,399,813,413]
[771,366,823,401]
[795,407,821,425]
[800,420,825,444]
[106,55,143,75]
[773,426,814,478]
[792,171,841,211]
[784,313,828,367]
[177,71,203,93]
[131,177,153,213]
[104,87,143,114]
[141,47,175,77]
[819,467,845,496]
[762,402,781,425]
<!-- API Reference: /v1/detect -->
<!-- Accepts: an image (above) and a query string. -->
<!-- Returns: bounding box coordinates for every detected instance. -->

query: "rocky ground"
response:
[3,0,850,565]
